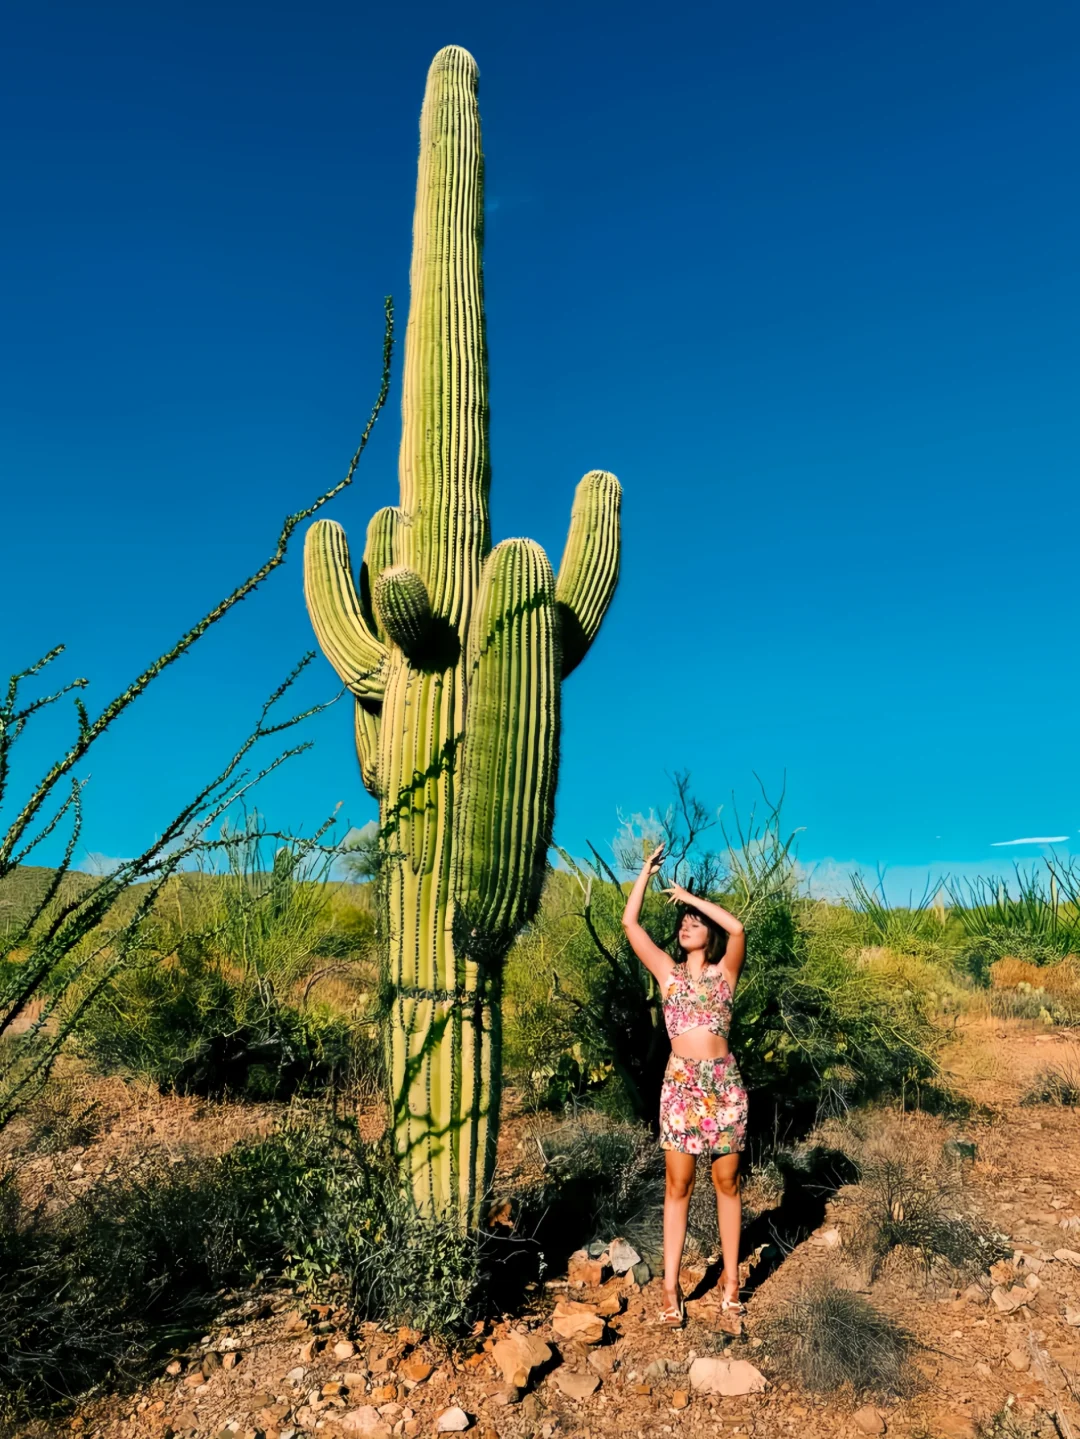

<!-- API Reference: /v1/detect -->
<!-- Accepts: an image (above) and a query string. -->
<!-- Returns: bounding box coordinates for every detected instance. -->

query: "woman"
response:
[621,843,748,1327]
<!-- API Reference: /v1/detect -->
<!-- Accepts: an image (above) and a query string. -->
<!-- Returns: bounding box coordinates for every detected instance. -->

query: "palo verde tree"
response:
[304,46,621,1223]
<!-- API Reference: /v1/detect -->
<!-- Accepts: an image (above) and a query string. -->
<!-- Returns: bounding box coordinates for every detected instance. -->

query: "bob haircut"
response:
[674,905,727,966]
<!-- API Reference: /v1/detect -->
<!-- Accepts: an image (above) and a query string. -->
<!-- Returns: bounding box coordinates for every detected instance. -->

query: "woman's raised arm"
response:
[622,844,677,988]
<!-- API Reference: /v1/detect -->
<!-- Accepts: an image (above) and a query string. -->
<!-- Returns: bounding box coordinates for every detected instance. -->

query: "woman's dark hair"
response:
[674,905,727,965]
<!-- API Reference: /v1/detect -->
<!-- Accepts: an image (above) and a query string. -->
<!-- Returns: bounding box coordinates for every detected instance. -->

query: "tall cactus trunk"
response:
[304,46,621,1226]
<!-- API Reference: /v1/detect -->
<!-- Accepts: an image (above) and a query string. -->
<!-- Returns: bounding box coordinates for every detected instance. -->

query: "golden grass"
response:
[989,955,1080,997]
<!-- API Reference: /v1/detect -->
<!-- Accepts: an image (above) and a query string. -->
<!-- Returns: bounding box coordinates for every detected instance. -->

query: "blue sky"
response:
[3,0,1079,897]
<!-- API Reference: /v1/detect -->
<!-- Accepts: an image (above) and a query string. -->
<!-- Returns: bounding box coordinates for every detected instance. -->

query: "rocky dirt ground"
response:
[13,1016,1080,1439]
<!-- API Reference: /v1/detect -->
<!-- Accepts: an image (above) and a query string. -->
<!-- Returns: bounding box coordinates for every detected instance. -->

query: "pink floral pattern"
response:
[659,1053,748,1156]
[662,963,732,1040]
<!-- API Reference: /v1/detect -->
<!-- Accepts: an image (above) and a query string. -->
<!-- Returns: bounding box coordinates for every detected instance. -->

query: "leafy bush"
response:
[759,1275,912,1396]
[75,946,371,1099]
[0,1115,480,1421]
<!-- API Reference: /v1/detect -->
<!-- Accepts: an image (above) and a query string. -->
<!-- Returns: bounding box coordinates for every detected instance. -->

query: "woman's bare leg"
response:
[663,1151,696,1302]
[712,1152,742,1301]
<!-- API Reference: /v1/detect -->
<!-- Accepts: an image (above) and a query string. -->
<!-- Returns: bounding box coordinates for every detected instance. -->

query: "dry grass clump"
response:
[1021,1058,1080,1107]
[758,1274,913,1396]
[990,956,1080,995]
[822,1110,1009,1280]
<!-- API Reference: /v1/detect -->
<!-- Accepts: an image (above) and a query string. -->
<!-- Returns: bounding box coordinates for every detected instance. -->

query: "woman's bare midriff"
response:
[670,1023,729,1061]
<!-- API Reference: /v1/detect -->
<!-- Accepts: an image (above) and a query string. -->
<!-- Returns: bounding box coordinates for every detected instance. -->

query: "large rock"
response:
[491,1331,552,1387]
[688,1358,767,1396]
[1054,1248,1080,1268]
[551,1300,606,1346]
[553,1369,600,1400]
[608,1238,641,1275]
[341,1407,393,1437]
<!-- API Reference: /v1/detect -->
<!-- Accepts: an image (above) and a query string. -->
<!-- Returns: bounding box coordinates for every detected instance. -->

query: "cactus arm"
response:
[360,506,402,641]
[554,470,622,677]
[398,45,490,629]
[454,538,559,939]
[303,519,387,699]
[374,566,433,658]
[354,701,381,797]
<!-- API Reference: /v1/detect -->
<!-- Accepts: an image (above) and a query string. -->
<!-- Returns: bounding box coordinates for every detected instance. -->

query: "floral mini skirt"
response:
[659,1052,748,1157]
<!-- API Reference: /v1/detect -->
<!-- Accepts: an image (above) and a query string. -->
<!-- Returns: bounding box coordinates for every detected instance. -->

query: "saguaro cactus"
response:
[304,45,621,1223]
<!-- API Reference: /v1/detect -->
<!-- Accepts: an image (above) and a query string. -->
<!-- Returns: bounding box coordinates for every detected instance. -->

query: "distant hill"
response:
[0,865,97,936]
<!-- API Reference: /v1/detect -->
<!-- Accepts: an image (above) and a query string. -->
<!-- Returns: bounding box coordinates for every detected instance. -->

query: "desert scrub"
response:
[758,1274,913,1396]
[0,1115,481,1421]
[826,1111,1009,1280]
[1022,1058,1080,1106]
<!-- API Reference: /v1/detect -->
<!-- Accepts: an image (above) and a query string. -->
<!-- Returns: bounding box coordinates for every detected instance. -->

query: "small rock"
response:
[551,1300,606,1346]
[608,1238,641,1275]
[810,1227,842,1249]
[962,1284,985,1305]
[1025,1273,1042,1292]
[435,1408,470,1433]
[1064,1305,1080,1326]
[990,1286,1029,1314]
[286,1367,306,1383]
[345,1370,370,1388]
[989,1261,1016,1286]
[643,1360,669,1381]
[401,1359,434,1384]
[567,1248,611,1287]
[671,1391,689,1410]
[371,1384,399,1404]
[283,1311,308,1335]
[299,1339,325,1364]
[335,1341,357,1361]
[222,1351,241,1371]
[944,1139,977,1162]
[166,1361,183,1377]
[631,1260,651,1287]
[930,1414,977,1439]
[1054,1249,1080,1267]
[553,1369,600,1401]
[341,1407,393,1437]
[183,1371,205,1388]
[491,1332,550,1388]
[853,1406,886,1434]
[1006,1350,1030,1372]
[688,1358,767,1396]
[587,1349,617,1378]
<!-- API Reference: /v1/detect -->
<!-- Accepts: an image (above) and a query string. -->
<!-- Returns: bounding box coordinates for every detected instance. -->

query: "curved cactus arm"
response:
[398,45,490,628]
[360,506,402,641]
[354,701,381,797]
[374,566,433,658]
[304,519,387,699]
[453,538,559,939]
[554,470,622,678]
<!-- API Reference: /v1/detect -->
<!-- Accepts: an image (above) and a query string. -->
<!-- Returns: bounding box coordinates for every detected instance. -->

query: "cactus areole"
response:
[304,46,621,1223]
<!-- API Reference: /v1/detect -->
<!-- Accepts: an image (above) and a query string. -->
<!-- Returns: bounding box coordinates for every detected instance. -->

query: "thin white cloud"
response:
[990,836,1069,847]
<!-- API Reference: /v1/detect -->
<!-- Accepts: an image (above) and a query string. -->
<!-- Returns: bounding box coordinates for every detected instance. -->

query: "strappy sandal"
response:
[653,1284,686,1328]
[719,1271,745,1314]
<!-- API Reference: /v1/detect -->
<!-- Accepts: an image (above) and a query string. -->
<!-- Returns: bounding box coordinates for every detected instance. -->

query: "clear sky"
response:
[3,0,1079,896]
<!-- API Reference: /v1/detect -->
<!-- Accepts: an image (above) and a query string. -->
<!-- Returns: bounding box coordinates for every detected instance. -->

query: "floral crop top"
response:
[662,963,733,1041]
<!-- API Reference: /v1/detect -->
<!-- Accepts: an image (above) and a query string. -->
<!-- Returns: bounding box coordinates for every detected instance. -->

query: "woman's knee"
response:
[712,1160,741,1198]
[666,1171,695,1202]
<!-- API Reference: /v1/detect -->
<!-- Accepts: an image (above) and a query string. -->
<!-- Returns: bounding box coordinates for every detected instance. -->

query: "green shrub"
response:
[832,1113,1009,1279]
[0,1116,481,1422]
[1022,1059,1080,1107]
[759,1275,912,1396]
[75,948,371,1099]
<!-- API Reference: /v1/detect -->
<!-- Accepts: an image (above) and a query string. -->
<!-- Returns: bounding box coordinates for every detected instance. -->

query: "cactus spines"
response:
[304,45,621,1223]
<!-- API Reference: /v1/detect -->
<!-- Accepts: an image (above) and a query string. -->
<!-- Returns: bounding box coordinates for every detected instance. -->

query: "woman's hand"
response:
[642,843,665,877]
[662,881,697,906]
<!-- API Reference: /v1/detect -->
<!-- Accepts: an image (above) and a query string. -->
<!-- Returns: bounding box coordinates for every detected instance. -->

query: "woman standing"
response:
[622,844,748,1326]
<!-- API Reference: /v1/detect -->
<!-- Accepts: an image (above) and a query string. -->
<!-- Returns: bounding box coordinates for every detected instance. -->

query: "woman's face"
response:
[679,910,710,953]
